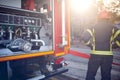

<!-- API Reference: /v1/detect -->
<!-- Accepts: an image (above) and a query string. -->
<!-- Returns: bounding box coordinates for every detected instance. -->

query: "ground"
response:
[62,43,120,80]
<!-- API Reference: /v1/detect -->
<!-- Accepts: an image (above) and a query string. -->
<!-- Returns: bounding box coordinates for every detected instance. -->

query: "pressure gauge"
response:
[24,19,27,23]
[28,19,31,23]
[32,20,35,24]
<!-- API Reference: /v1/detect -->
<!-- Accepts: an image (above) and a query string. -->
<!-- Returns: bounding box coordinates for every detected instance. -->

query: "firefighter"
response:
[82,10,120,80]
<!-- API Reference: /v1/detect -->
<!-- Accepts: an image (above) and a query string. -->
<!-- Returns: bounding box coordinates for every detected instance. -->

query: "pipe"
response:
[0,28,5,37]
[59,0,67,48]
[33,28,39,46]
[8,27,14,40]
[30,39,45,46]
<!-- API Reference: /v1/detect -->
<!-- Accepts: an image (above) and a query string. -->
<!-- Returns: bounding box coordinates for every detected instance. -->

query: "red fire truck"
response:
[0,0,70,80]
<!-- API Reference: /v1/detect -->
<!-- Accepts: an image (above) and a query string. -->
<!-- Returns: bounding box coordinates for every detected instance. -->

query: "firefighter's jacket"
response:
[83,20,120,55]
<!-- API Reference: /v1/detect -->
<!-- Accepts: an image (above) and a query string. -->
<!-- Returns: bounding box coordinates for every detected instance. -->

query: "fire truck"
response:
[0,0,70,80]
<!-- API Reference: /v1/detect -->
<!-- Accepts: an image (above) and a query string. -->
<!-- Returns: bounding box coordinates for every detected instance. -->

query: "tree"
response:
[97,0,120,21]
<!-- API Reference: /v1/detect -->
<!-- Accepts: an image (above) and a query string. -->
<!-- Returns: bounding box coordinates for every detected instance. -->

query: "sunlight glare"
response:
[70,0,92,13]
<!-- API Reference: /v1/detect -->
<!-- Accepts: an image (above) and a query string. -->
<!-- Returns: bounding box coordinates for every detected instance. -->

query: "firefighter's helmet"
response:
[98,10,110,19]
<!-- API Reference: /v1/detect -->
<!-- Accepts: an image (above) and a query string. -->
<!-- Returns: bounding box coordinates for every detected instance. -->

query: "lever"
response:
[26,27,32,38]
[0,27,5,40]
[8,27,14,40]
[33,28,39,46]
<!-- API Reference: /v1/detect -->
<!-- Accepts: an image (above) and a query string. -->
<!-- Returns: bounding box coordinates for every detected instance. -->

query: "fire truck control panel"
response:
[0,1,53,57]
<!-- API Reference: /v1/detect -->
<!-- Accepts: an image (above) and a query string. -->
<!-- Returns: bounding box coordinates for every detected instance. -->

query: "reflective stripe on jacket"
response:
[86,28,113,55]
[114,29,120,47]
[85,20,115,55]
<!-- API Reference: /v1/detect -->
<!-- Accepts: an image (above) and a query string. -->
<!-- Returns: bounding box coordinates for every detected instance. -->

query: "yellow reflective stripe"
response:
[116,40,120,47]
[85,40,91,45]
[91,50,113,55]
[92,28,95,50]
[86,29,93,37]
[86,29,95,50]
[110,36,113,42]
[111,29,120,44]
[112,28,115,34]
[114,30,120,39]
[110,28,115,42]
[110,36,113,51]
[113,29,120,48]
[86,29,93,45]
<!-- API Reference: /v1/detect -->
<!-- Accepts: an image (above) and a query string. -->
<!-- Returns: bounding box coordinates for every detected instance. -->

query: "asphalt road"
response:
[48,75,78,80]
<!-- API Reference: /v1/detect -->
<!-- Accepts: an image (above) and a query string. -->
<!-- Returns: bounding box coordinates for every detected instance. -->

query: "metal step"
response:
[27,75,45,80]
[27,68,68,80]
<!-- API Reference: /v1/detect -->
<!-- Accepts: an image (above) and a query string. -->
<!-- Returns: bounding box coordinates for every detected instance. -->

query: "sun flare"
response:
[70,0,92,13]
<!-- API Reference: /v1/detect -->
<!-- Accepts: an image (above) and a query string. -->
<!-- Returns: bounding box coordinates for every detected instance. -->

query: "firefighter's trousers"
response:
[86,54,113,80]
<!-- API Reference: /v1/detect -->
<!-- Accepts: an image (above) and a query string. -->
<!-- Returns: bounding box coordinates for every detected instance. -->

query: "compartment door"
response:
[53,0,70,56]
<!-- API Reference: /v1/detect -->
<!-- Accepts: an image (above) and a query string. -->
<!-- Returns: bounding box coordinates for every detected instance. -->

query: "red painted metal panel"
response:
[54,0,70,56]
[54,0,63,54]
